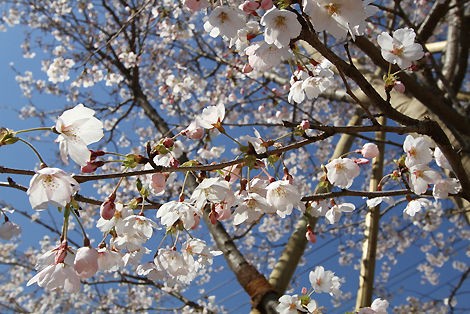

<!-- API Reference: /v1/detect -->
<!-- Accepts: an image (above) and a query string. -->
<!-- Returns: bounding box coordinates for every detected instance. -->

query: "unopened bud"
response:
[306,225,316,243]
[100,194,116,220]
[162,137,174,148]
[300,120,310,130]
[393,81,405,93]
[81,161,105,173]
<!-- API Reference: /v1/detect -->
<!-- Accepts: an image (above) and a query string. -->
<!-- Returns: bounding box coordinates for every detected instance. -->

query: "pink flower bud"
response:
[162,137,174,148]
[209,209,218,225]
[354,158,370,165]
[306,226,316,243]
[150,173,167,194]
[260,0,273,10]
[170,157,180,168]
[243,63,253,73]
[360,143,380,159]
[301,287,308,295]
[55,241,69,264]
[241,1,259,14]
[74,246,99,279]
[100,194,116,220]
[191,213,200,229]
[393,81,406,93]
[182,123,204,140]
[81,160,104,173]
[300,120,310,130]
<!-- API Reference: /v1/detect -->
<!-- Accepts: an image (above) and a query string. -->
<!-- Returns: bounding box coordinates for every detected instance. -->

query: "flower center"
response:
[392,45,404,56]
[274,15,286,29]
[334,163,344,170]
[218,11,228,24]
[325,3,340,16]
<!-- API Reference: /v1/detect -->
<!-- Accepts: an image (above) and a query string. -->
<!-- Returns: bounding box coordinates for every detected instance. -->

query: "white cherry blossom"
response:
[190,177,234,211]
[408,164,441,195]
[157,201,199,230]
[27,167,79,210]
[27,242,80,293]
[55,104,104,166]
[377,27,424,69]
[204,6,245,40]
[245,41,292,72]
[325,157,360,189]
[303,0,368,39]
[260,8,301,48]
[404,199,426,217]
[325,202,355,224]
[74,246,99,279]
[276,294,303,314]
[309,265,341,295]
[403,135,433,168]
[434,146,452,170]
[359,298,389,314]
[433,178,461,199]
[97,247,124,272]
[266,180,305,218]
[0,220,21,240]
[197,103,225,129]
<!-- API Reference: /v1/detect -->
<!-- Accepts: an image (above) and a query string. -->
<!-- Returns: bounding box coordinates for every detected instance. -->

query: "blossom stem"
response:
[14,126,54,135]
[16,138,47,165]
[60,205,71,242]
[220,130,243,146]
[180,171,190,200]
[70,205,89,241]
[274,132,294,142]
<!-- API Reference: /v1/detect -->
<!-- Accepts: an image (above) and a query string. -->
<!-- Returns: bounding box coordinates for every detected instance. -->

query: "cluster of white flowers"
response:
[276,266,342,313]
[402,135,461,216]
[46,57,75,83]
[288,61,334,104]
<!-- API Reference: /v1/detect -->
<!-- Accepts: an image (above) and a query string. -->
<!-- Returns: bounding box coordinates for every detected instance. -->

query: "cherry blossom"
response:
[55,104,104,166]
[434,146,452,170]
[74,246,99,279]
[203,6,245,40]
[190,177,234,211]
[433,178,461,199]
[46,57,75,83]
[156,201,200,230]
[303,0,369,39]
[197,104,225,130]
[276,294,303,314]
[0,220,21,240]
[360,143,380,159]
[408,164,441,195]
[377,27,424,69]
[232,190,269,225]
[266,180,305,218]
[325,202,355,224]
[402,135,433,168]
[97,247,123,272]
[27,242,81,293]
[260,8,301,48]
[27,167,79,210]
[245,41,292,72]
[325,158,360,189]
[184,0,209,12]
[404,199,426,217]
[359,298,389,314]
[309,265,341,295]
